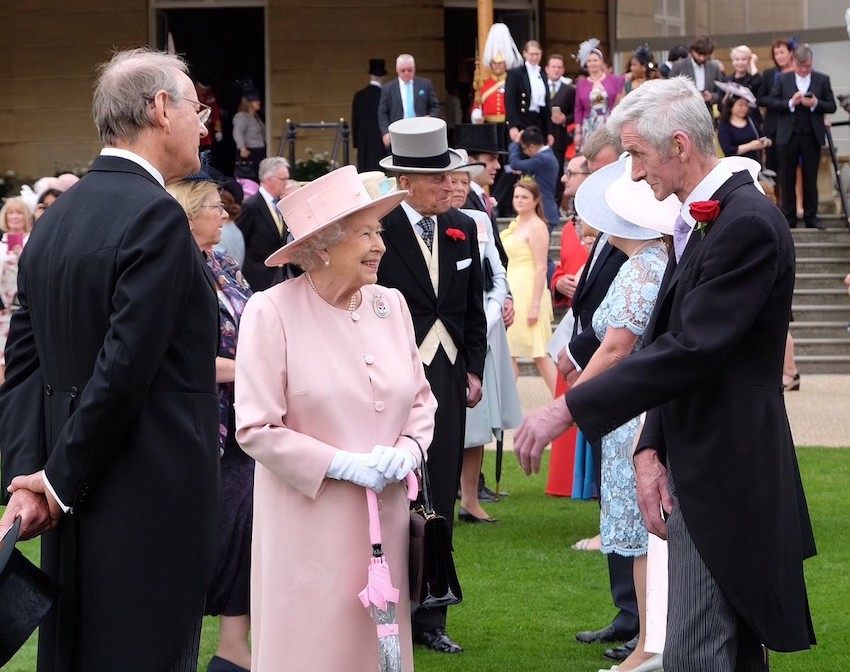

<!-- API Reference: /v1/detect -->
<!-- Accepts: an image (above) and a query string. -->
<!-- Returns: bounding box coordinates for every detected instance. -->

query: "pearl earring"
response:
[324,259,330,267]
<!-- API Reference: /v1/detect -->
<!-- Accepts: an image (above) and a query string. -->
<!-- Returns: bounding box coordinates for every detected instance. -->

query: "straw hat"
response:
[576,156,679,240]
[264,166,407,267]
[379,117,467,173]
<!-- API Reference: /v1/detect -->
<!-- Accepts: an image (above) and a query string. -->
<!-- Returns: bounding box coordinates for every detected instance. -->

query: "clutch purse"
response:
[406,437,463,608]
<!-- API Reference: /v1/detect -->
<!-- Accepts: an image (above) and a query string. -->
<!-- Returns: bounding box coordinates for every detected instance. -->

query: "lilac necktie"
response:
[673,215,690,262]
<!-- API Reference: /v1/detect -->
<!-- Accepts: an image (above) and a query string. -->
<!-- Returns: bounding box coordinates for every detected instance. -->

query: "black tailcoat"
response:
[351,83,385,171]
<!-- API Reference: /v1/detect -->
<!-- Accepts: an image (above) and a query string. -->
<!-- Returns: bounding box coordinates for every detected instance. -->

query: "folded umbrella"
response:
[358,472,418,672]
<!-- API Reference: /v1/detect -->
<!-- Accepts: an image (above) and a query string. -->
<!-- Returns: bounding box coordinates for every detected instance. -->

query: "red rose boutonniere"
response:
[689,200,721,239]
[446,228,466,241]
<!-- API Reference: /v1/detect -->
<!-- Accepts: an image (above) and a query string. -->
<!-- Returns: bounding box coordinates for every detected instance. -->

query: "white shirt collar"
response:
[681,163,733,227]
[100,148,164,187]
[525,61,540,76]
[470,181,485,198]
[400,200,430,227]
[370,80,382,88]
[259,185,277,204]
[794,73,811,92]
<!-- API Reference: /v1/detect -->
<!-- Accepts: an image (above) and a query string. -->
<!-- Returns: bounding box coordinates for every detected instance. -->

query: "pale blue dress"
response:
[592,243,667,556]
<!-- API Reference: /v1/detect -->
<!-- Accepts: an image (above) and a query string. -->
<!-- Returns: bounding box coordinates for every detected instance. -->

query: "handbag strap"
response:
[403,434,435,516]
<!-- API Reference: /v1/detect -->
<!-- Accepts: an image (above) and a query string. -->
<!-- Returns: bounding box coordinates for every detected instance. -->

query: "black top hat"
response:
[453,124,508,156]
[0,519,60,666]
[368,59,388,77]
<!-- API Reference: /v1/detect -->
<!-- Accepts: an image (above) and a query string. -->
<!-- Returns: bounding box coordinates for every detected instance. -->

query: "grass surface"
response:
[3,447,847,671]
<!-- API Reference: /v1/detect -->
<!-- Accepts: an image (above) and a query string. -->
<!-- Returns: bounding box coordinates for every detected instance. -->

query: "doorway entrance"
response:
[153,6,265,173]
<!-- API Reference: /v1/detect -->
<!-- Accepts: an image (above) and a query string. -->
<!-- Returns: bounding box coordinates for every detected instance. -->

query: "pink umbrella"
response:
[358,472,418,672]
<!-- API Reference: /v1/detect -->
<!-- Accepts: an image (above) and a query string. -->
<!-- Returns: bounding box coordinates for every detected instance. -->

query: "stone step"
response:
[792,304,850,322]
[794,273,849,290]
[795,258,850,274]
[793,338,850,357]
[790,321,850,339]
[792,288,850,305]
[795,355,850,374]
[794,241,850,258]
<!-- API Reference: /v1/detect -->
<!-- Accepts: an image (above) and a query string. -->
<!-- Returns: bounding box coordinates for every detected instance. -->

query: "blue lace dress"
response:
[592,242,667,556]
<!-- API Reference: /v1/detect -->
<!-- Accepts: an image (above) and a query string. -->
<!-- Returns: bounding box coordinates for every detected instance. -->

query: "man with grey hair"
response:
[378,53,440,149]
[516,76,815,671]
[0,48,220,670]
[237,155,299,289]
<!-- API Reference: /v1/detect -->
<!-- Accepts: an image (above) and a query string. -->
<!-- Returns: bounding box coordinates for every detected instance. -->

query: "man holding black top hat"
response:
[351,58,388,171]
[377,117,487,654]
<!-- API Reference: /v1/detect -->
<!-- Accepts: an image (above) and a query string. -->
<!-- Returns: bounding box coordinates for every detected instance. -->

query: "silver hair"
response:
[607,76,716,158]
[287,222,346,271]
[794,44,813,63]
[396,54,415,68]
[258,156,290,181]
[92,48,189,146]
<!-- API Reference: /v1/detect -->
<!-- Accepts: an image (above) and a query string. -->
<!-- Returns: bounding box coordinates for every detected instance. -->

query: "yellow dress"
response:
[500,219,553,358]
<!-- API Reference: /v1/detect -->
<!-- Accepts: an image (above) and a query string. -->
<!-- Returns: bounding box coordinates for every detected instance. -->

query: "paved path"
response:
[500,374,850,450]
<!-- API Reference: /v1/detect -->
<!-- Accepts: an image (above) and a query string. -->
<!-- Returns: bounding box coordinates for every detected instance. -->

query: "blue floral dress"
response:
[592,242,667,556]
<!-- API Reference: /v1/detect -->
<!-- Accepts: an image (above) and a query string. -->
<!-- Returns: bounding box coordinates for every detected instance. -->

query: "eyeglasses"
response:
[200,203,227,214]
[182,98,212,125]
[564,169,591,179]
[145,96,212,125]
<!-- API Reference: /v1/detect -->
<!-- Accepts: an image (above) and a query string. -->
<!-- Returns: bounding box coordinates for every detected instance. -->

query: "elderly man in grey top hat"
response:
[376,117,487,654]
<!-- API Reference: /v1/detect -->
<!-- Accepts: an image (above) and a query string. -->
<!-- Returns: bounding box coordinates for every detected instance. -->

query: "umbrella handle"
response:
[365,472,420,546]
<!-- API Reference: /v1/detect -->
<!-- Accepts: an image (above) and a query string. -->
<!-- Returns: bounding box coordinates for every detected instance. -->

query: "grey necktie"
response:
[673,215,690,261]
[418,216,435,251]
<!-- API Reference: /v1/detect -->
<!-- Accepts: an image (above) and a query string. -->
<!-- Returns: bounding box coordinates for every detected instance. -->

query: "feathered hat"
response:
[574,38,603,67]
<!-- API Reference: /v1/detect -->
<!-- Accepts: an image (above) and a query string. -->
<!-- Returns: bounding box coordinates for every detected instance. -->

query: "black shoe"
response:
[414,628,463,653]
[207,656,250,672]
[477,485,500,502]
[575,624,633,645]
[805,219,826,230]
[458,507,499,524]
[604,634,640,661]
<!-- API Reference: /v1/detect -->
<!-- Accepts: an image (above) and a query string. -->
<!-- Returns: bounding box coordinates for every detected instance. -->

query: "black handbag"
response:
[233,159,255,180]
[482,257,495,292]
[406,437,462,608]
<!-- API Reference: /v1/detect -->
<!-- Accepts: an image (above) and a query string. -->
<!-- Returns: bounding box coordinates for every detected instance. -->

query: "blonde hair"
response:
[165,180,219,221]
[0,197,34,233]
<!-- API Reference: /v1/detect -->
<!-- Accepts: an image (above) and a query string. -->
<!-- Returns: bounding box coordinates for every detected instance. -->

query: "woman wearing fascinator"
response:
[573,39,625,153]
[622,45,657,97]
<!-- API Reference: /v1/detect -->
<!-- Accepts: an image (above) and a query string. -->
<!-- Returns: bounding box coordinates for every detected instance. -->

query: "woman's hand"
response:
[527,304,539,326]
[371,445,417,482]
[239,147,250,159]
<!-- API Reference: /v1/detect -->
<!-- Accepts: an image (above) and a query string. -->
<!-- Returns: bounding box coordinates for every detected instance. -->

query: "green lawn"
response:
[3,447,847,671]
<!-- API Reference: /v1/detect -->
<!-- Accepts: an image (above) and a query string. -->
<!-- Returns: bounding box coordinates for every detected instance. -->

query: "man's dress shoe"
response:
[575,624,633,644]
[604,634,639,661]
[414,628,463,653]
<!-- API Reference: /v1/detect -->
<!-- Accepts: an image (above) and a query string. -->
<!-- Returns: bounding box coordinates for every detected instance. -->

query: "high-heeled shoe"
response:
[599,653,664,672]
[458,507,499,524]
[784,373,801,392]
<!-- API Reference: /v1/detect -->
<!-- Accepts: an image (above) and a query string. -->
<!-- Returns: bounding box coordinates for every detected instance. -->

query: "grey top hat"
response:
[576,157,678,240]
[453,123,508,155]
[379,118,467,173]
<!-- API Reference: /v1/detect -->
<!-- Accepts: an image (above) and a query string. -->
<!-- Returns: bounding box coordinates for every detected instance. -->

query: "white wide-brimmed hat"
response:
[715,80,757,107]
[576,156,679,240]
[379,117,467,173]
[265,165,407,267]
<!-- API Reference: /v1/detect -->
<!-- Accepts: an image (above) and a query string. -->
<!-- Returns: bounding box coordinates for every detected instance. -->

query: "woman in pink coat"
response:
[235,166,437,672]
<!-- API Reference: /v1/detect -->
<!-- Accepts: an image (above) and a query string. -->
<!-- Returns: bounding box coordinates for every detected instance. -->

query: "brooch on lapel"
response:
[373,292,390,319]
[689,200,721,238]
[418,89,425,96]
[445,228,466,241]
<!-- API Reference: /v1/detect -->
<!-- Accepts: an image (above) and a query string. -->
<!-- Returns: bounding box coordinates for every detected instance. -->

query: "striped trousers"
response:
[664,478,769,672]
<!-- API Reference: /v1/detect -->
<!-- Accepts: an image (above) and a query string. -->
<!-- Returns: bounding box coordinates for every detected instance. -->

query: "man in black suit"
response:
[237,156,296,290]
[765,44,836,229]
[517,76,815,672]
[505,40,551,143]
[0,48,220,672]
[377,117,487,655]
[351,58,387,171]
[669,35,722,111]
[545,54,576,205]
[378,54,441,149]
[554,128,640,662]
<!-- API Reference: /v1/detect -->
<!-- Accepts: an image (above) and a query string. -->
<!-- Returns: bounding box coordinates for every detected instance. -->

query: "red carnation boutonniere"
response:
[689,200,721,239]
[446,228,466,241]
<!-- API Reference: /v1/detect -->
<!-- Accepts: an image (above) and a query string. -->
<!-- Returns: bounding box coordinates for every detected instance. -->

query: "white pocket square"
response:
[456,258,472,270]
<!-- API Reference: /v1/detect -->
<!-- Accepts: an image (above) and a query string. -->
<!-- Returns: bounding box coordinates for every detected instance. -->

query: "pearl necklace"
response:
[304,272,359,312]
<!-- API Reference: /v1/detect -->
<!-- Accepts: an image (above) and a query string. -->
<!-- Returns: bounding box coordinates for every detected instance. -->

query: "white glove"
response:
[215,131,223,142]
[326,451,390,492]
[369,444,417,482]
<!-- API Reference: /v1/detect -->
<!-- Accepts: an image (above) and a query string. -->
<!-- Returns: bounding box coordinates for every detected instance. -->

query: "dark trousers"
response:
[591,439,640,636]
[412,348,467,634]
[779,133,821,227]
